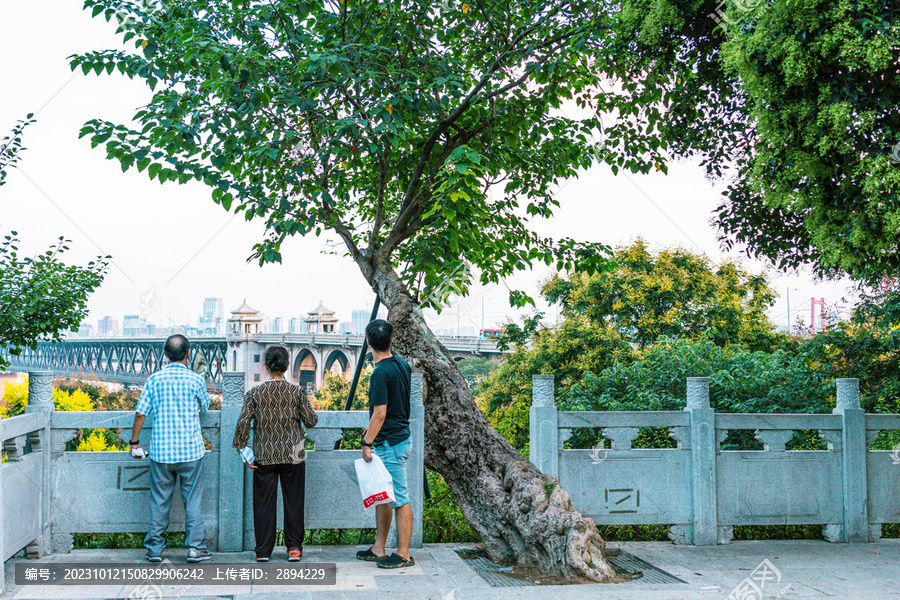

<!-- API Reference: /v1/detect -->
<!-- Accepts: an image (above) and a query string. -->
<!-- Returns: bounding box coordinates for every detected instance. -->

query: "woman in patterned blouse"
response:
[233,344,318,562]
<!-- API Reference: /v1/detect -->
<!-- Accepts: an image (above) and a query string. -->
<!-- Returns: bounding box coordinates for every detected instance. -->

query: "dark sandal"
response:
[356,547,380,562]
[376,553,415,569]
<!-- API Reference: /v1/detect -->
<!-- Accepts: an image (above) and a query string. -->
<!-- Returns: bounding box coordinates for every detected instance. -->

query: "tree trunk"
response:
[361,258,617,582]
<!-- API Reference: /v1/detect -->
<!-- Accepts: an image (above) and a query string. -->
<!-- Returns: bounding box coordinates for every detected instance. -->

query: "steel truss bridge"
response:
[2,339,228,391]
[1,334,501,392]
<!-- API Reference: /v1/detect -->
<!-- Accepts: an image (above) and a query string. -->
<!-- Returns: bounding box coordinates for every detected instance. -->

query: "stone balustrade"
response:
[0,371,425,561]
[530,375,900,545]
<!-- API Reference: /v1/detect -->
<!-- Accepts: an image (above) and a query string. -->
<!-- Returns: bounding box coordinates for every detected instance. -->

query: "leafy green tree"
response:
[608,1,900,280]
[0,115,35,188]
[560,336,833,452]
[800,278,900,416]
[483,318,634,449]
[314,369,370,411]
[72,0,679,579]
[0,118,108,369]
[560,337,832,415]
[482,242,786,447]
[455,356,499,396]
[544,240,786,350]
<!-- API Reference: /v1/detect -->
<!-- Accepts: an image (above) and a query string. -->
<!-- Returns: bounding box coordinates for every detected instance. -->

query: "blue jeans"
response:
[144,458,207,555]
[373,437,411,509]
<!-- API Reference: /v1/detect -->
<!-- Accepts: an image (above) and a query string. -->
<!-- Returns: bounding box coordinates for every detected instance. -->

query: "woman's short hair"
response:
[264,345,290,374]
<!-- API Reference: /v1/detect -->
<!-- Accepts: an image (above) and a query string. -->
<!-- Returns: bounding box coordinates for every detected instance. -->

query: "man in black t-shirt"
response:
[355,319,415,569]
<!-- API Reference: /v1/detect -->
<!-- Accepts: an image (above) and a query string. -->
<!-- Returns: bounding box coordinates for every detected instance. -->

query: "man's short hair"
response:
[164,334,190,362]
[264,345,290,374]
[365,319,393,352]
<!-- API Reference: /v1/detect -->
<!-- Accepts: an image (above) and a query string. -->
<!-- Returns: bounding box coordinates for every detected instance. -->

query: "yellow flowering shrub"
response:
[1,377,121,452]
[75,432,116,452]
[53,388,95,412]
[1,377,29,418]
[1,378,95,414]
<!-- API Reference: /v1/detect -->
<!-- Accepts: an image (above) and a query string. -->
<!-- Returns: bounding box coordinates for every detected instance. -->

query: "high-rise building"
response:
[73,324,95,338]
[97,316,119,336]
[351,309,367,335]
[352,305,387,335]
[339,321,354,334]
[122,314,144,336]
[201,297,224,334]
[272,317,284,333]
[288,317,303,334]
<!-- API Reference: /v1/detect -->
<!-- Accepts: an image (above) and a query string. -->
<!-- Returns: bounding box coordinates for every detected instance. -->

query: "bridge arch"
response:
[293,349,318,393]
[324,349,352,380]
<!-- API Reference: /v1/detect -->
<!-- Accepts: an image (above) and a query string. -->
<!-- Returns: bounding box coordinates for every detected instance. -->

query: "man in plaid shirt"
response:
[130,335,212,563]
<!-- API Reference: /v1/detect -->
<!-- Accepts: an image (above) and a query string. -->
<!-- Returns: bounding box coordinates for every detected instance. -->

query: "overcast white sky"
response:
[0,1,852,335]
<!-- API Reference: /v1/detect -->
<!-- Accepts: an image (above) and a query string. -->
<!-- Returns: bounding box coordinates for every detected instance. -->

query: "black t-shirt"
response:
[368,355,411,446]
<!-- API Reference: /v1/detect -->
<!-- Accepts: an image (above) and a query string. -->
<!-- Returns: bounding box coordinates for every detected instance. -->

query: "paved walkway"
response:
[3,540,899,599]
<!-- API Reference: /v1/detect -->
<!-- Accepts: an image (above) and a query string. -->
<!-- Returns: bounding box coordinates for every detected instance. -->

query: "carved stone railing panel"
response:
[305,429,344,450]
[601,427,640,451]
[3,434,26,461]
[753,429,795,452]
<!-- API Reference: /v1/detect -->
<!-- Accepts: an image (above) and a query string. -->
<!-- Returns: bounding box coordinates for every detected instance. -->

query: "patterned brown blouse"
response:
[232,379,318,465]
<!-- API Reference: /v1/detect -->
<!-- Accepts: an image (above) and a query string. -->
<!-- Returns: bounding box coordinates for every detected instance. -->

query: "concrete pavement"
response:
[3,540,898,599]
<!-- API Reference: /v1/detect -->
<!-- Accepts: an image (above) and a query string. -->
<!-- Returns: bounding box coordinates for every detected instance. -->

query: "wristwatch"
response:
[129,440,140,446]
[361,441,372,447]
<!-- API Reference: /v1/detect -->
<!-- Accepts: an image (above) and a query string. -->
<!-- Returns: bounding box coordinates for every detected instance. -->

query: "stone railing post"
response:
[386,373,425,549]
[685,377,717,545]
[409,373,425,548]
[24,372,53,557]
[831,378,868,543]
[530,374,559,479]
[218,372,245,551]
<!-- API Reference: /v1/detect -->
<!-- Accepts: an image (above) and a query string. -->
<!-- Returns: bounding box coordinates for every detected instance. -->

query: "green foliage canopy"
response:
[543,239,785,350]
[70,0,684,307]
[0,114,36,188]
[801,278,900,414]
[560,336,833,415]
[481,242,788,448]
[609,0,900,280]
[314,368,371,411]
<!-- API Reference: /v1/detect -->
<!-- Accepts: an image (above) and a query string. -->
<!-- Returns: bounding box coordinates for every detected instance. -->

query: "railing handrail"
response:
[49,409,370,428]
[865,413,900,430]
[557,410,689,428]
[0,411,47,441]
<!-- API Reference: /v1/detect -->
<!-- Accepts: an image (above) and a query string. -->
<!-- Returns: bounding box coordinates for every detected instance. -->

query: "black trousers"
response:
[252,461,306,558]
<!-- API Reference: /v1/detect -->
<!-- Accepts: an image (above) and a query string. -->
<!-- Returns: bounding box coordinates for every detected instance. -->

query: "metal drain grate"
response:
[608,551,687,584]
[456,550,686,587]
[461,556,534,587]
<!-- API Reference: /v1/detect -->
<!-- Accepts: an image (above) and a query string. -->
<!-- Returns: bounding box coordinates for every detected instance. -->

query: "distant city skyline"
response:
[71,297,495,338]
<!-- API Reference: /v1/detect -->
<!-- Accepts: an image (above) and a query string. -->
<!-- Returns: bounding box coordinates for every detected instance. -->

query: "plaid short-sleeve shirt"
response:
[135,363,210,463]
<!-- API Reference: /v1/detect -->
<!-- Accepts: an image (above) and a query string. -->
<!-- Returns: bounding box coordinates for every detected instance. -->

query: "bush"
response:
[560,337,832,415]
[423,470,478,543]
[1,376,28,417]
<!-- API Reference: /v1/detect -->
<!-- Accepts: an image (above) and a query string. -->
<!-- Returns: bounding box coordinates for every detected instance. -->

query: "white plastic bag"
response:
[354,454,395,509]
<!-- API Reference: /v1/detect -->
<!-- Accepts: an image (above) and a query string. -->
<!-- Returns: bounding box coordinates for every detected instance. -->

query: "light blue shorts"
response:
[373,437,411,509]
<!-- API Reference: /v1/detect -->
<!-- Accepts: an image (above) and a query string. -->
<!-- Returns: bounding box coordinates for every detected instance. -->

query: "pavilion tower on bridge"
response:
[305,301,339,334]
